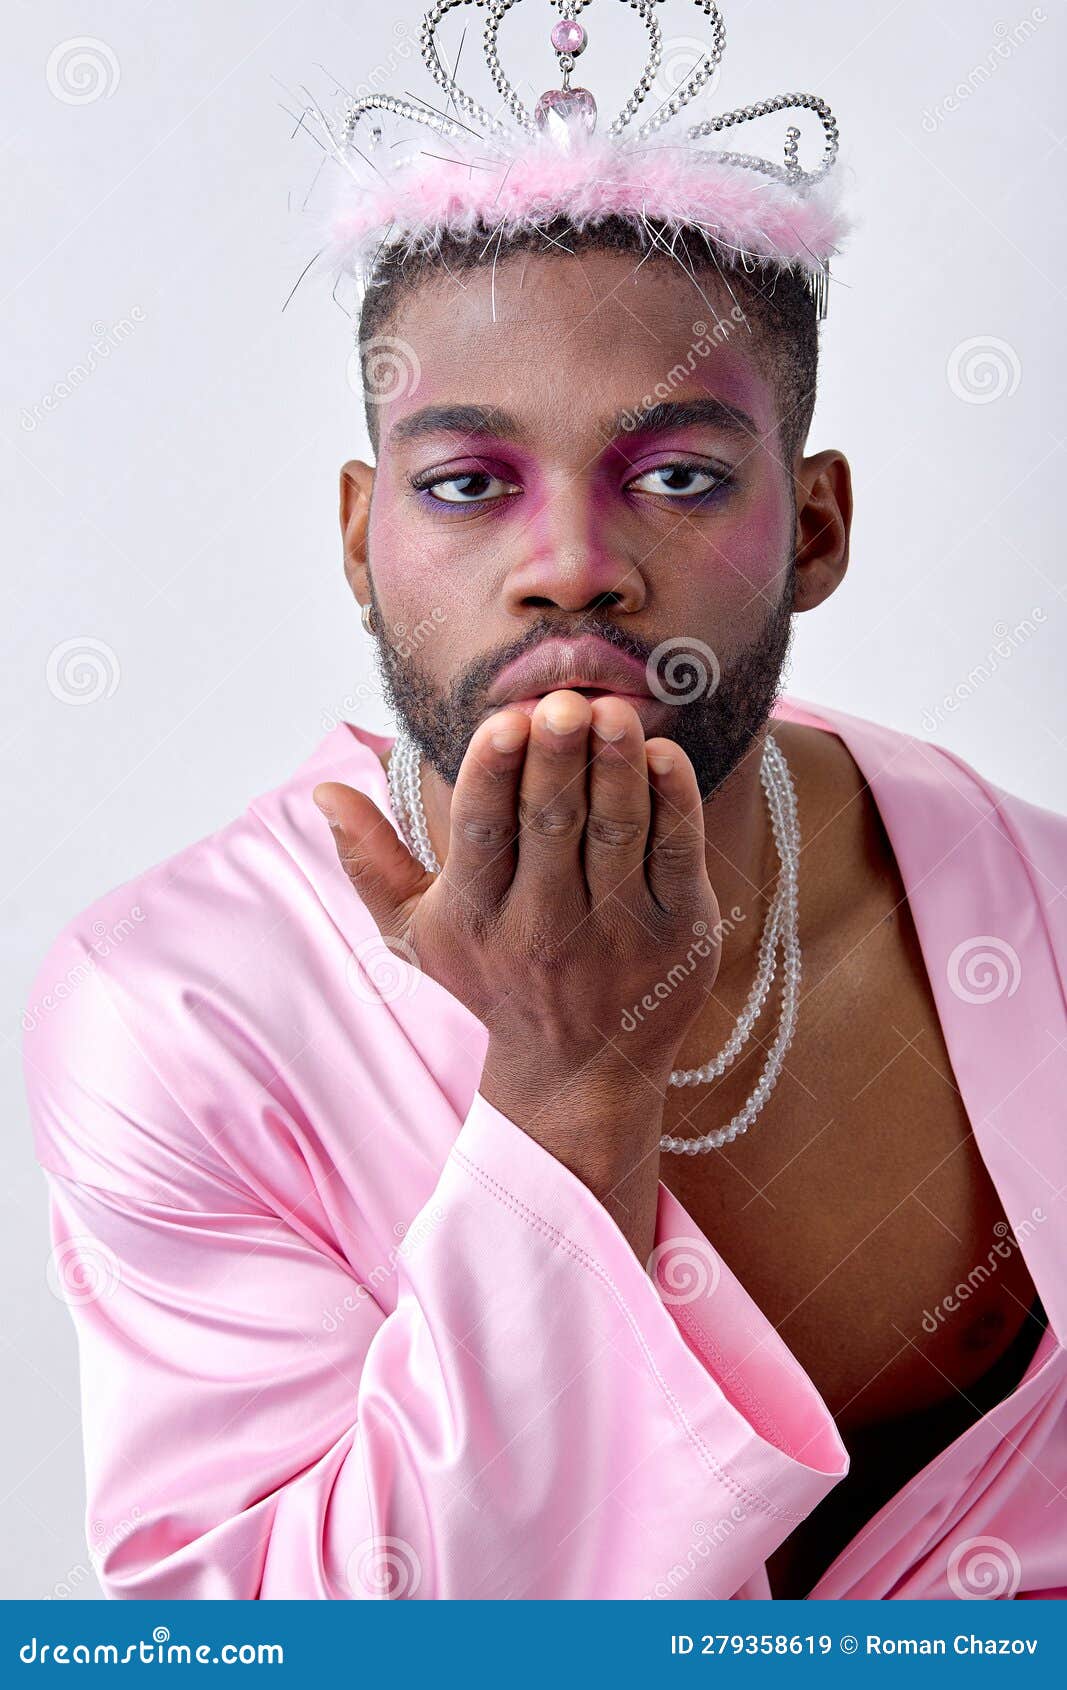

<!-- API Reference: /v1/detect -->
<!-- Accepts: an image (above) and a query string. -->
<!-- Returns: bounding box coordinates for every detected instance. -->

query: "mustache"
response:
[371,580,795,797]
[439,615,659,714]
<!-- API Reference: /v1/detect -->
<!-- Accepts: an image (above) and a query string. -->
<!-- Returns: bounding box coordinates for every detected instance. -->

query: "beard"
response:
[366,570,796,803]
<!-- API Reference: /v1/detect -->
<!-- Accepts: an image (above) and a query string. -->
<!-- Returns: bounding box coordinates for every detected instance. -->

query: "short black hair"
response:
[356,215,820,466]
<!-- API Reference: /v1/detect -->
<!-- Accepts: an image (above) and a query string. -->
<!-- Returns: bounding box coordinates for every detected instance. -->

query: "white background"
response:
[2,0,1063,1599]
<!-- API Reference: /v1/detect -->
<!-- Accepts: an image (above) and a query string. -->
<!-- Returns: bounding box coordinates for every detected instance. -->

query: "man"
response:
[24,7,1065,1601]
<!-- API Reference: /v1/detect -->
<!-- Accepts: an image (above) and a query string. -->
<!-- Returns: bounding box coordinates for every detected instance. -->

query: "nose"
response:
[501,482,647,616]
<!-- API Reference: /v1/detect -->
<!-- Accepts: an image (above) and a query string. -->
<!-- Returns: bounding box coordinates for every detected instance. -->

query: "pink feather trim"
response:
[327,135,849,281]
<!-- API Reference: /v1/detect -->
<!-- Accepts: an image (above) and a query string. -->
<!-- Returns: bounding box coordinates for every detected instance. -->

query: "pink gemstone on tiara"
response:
[550,20,587,56]
[534,86,597,145]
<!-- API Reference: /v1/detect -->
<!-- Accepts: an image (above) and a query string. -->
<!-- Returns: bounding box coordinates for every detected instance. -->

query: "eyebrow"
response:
[386,395,759,452]
[387,404,525,448]
[608,398,758,441]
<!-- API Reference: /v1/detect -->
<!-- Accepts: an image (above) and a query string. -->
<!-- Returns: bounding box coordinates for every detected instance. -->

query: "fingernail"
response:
[595,719,628,743]
[542,698,584,735]
[489,721,526,752]
[648,753,674,775]
[313,793,340,827]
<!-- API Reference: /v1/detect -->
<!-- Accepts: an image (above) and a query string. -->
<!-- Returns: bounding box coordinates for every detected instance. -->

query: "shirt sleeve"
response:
[25,941,847,1601]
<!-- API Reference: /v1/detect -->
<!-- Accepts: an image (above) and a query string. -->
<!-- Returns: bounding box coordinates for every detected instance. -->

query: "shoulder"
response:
[773,690,1067,987]
[22,723,390,1194]
[774,691,1067,840]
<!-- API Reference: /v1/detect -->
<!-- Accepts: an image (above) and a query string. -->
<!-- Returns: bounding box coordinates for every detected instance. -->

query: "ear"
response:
[791,449,852,613]
[340,459,375,605]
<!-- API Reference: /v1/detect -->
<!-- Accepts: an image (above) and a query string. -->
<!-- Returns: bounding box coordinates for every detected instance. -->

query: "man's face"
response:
[359,248,799,799]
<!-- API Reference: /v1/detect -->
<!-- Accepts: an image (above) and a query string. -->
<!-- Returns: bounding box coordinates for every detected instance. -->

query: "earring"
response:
[361,602,378,636]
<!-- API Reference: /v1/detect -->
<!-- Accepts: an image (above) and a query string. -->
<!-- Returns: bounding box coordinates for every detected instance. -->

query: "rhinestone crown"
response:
[297,1,847,319]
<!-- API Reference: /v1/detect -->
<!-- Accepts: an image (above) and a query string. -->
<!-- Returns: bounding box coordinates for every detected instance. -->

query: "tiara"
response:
[298,0,848,320]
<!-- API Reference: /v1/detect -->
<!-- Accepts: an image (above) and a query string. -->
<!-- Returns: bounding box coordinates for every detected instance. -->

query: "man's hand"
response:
[314,690,722,1259]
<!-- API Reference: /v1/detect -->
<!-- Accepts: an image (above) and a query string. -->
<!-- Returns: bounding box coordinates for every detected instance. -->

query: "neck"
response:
[414,720,783,986]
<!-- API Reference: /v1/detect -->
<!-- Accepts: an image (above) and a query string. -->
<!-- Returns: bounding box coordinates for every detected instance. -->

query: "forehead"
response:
[380,248,776,440]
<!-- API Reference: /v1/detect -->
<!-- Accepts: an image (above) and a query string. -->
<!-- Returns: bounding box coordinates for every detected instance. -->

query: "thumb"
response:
[312,780,432,933]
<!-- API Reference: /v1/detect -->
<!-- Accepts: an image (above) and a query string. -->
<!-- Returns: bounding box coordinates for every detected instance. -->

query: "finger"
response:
[313,781,430,934]
[583,696,651,905]
[514,691,592,893]
[643,740,711,913]
[444,709,530,911]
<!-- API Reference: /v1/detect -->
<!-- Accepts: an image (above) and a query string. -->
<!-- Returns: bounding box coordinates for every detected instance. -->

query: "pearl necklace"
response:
[385,729,802,1156]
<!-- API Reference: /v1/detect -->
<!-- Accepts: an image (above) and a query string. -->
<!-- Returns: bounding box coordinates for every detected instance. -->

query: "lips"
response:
[489,636,653,707]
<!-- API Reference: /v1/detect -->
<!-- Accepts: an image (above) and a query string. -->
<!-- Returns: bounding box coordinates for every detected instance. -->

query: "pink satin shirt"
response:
[22,694,1067,1599]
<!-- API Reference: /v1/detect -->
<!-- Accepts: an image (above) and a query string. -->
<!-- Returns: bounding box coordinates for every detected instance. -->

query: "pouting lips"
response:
[488,636,654,708]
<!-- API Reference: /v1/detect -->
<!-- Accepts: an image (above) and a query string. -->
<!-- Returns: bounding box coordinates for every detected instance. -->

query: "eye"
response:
[626,462,732,500]
[414,469,521,504]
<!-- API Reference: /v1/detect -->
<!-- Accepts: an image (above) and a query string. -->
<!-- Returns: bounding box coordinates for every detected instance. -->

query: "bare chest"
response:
[658,861,1040,1593]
